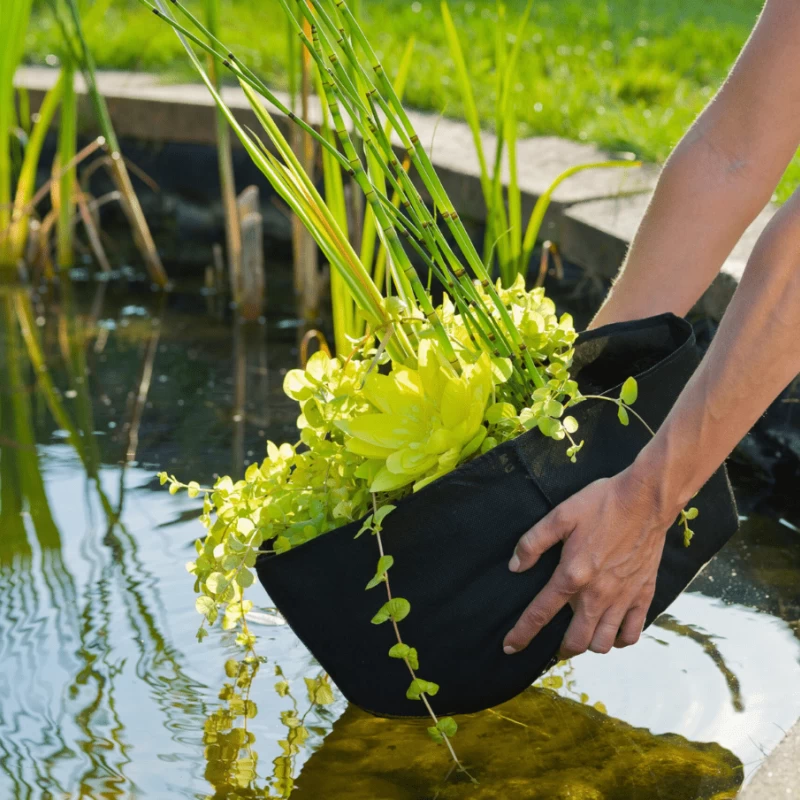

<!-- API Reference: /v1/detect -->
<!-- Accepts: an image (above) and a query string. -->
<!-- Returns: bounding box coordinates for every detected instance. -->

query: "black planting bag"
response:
[256,314,739,717]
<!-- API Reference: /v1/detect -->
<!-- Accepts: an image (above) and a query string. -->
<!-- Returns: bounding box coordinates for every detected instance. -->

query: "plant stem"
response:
[517,160,641,276]
[63,0,168,286]
[371,497,472,780]
[580,394,657,437]
[4,71,64,263]
[56,57,77,268]
[205,0,243,303]
[0,0,35,266]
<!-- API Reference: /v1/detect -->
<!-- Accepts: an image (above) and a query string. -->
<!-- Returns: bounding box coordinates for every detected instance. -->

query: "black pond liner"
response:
[256,313,739,717]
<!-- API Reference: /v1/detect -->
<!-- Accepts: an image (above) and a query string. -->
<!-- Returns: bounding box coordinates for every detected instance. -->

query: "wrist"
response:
[618,440,694,528]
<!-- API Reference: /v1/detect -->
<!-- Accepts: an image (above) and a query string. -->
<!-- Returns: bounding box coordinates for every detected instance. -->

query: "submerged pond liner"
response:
[256,314,739,717]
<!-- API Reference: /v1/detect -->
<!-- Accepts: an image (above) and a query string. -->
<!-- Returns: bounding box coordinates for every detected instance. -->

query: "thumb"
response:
[509,505,572,573]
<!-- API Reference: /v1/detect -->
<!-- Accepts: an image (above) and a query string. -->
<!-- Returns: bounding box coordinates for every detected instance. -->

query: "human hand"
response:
[502,467,680,658]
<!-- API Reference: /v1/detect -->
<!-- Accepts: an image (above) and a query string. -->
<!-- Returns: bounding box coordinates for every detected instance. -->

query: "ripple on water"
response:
[0,286,797,799]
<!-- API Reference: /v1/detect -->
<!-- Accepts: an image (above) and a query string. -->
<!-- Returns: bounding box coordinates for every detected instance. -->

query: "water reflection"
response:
[0,281,797,799]
[201,656,336,799]
[0,286,204,797]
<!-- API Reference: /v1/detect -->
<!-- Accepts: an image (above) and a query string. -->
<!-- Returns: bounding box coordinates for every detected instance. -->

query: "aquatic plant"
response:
[1,0,48,267]
[150,0,697,773]
[1,0,167,282]
[440,0,640,287]
[204,0,242,303]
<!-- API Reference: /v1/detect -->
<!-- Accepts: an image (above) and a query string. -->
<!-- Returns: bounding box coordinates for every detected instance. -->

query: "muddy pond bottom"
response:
[0,280,798,800]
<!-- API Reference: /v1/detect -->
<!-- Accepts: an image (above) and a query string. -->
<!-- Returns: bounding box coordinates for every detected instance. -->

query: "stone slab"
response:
[15,66,764,319]
[560,192,777,320]
[739,718,800,799]
[14,66,655,234]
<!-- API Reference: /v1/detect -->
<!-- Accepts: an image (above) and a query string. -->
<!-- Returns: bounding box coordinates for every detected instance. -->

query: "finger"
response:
[558,593,606,659]
[510,506,573,573]
[589,604,628,655]
[503,567,576,654]
[614,604,648,648]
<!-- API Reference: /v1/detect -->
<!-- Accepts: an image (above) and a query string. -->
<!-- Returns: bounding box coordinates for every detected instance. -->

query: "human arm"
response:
[503,191,800,656]
[591,0,800,328]
[502,0,800,657]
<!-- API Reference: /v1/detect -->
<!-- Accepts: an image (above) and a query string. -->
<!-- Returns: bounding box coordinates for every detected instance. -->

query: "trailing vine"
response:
[359,497,473,778]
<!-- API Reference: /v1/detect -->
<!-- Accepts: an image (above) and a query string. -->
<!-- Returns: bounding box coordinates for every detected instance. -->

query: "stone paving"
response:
[739,719,799,799]
[16,66,776,321]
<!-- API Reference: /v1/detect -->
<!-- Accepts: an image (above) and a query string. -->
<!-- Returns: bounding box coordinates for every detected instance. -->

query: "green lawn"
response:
[28,0,796,201]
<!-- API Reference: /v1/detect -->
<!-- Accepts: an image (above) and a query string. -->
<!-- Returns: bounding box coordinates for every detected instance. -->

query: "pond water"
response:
[0,276,798,800]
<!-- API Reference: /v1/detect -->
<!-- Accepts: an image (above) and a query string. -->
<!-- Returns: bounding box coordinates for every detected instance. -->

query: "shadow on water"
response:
[0,275,797,798]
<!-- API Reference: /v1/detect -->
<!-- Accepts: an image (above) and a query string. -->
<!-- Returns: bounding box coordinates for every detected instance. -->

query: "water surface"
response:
[0,280,797,799]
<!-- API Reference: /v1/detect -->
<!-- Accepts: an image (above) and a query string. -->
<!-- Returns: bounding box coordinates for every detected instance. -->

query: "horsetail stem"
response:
[296,0,520,366]
[150,0,550,391]
[142,0,354,177]
[354,90,520,363]
[309,27,462,374]
[307,0,545,389]
[330,0,544,379]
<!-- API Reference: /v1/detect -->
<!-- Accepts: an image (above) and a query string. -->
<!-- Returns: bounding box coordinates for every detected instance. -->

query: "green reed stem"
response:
[4,72,64,263]
[310,37,459,373]
[0,0,35,266]
[56,57,77,268]
[205,0,243,303]
[308,0,546,388]
[517,160,641,277]
[63,0,168,285]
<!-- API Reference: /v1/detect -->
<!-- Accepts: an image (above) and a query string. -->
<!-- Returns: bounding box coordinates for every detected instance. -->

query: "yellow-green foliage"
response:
[162,279,582,641]
[337,343,495,493]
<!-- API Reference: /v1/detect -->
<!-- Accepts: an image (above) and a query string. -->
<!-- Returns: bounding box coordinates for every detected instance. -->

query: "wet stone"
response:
[291,686,743,799]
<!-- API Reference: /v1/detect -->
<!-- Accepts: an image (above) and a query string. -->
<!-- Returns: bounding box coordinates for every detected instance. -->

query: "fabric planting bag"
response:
[256,313,739,717]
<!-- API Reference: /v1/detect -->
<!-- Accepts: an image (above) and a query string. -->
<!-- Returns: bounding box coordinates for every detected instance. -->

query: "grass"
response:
[27,0,796,202]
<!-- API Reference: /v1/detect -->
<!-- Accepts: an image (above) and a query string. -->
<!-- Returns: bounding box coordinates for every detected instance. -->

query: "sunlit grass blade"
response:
[505,101,520,278]
[205,0,242,302]
[56,57,77,268]
[498,0,532,284]
[5,72,64,262]
[1,0,35,266]
[62,0,169,286]
[518,160,642,277]
[440,1,490,209]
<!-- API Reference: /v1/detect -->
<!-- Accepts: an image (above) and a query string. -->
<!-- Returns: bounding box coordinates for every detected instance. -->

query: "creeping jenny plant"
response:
[154,0,698,776]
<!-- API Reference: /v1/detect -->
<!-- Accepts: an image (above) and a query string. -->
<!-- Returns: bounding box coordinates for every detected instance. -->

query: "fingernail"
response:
[503,645,518,655]
[508,554,520,572]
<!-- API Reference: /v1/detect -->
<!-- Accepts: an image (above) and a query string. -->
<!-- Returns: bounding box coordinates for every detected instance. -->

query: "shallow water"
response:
[0,280,798,800]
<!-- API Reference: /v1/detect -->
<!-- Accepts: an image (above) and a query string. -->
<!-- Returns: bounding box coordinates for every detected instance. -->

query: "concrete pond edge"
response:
[15,66,776,323]
[739,718,799,799]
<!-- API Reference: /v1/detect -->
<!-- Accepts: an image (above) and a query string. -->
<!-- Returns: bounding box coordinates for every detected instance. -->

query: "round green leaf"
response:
[236,568,255,589]
[620,376,638,405]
